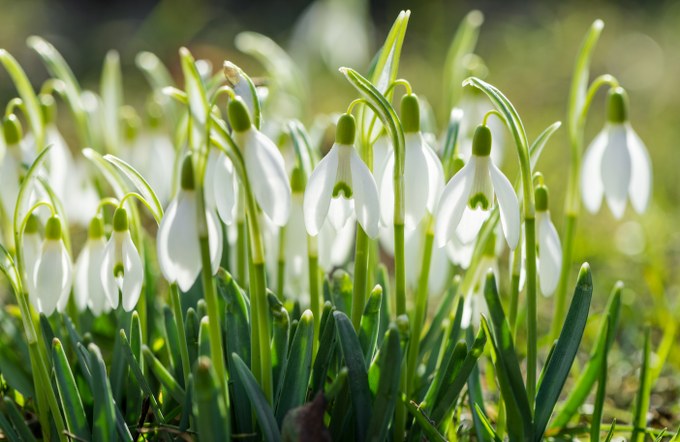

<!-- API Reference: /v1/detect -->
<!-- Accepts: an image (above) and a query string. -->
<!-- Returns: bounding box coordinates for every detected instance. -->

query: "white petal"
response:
[446,237,474,269]
[34,241,71,315]
[160,192,202,292]
[379,152,396,227]
[489,161,520,250]
[455,207,489,244]
[372,136,392,187]
[56,248,74,313]
[101,236,120,309]
[581,129,607,213]
[241,129,291,226]
[537,211,562,296]
[303,146,338,236]
[601,124,631,219]
[401,133,430,230]
[422,139,445,213]
[76,239,109,315]
[23,232,42,302]
[434,160,474,248]
[207,208,224,274]
[626,125,652,214]
[349,148,380,238]
[121,232,144,311]
[213,152,237,225]
[328,197,353,231]
[74,243,92,312]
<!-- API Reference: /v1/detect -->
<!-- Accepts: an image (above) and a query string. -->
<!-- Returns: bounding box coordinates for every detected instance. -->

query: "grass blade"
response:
[334,310,372,442]
[52,338,90,439]
[366,324,401,442]
[89,344,117,442]
[591,317,611,442]
[231,353,281,442]
[631,328,652,442]
[119,330,165,422]
[276,310,314,425]
[534,264,593,441]
[359,285,383,366]
[143,345,186,404]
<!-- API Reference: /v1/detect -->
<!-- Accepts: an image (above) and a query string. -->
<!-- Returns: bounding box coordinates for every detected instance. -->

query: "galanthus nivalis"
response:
[101,207,143,311]
[581,87,651,219]
[32,216,73,315]
[157,156,223,292]
[534,184,562,296]
[227,96,291,226]
[435,124,520,250]
[74,216,111,315]
[380,94,444,231]
[303,113,380,239]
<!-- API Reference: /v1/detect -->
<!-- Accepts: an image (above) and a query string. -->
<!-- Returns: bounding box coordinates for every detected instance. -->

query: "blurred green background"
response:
[1,0,678,421]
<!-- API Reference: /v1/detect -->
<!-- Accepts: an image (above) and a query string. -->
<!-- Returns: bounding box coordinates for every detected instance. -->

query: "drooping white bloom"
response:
[380,95,444,230]
[228,97,291,226]
[303,114,380,239]
[32,216,73,316]
[435,124,520,250]
[212,149,238,226]
[23,214,43,306]
[534,185,562,296]
[580,88,651,219]
[74,216,110,315]
[157,157,223,292]
[101,207,144,311]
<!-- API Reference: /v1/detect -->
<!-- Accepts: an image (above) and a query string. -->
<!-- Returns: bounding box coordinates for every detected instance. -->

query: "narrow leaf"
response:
[194,357,231,442]
[52,338,90,439]
[104,154,164,223]
[89,344,117,442]
[143,345,186,404]
[366,324,401,442]
[631,328,652,442]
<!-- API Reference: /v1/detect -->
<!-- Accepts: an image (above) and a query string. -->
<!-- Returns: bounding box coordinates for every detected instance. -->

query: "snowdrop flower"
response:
[22,214,42,301]
[535,185,562,296]
[227,96,291,226]
[581,87,651,219]
[101,207,143,311]
[212,149,238,226]
[32,216,72,315]
[74,216,111,315]
[304,114,380,239]
[157,157,223,292]
[380,94,444,231]
[435,124,520,250]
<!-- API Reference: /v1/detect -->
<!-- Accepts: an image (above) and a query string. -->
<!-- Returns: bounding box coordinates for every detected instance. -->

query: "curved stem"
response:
[308,237,320,356]
[482,109,504,126]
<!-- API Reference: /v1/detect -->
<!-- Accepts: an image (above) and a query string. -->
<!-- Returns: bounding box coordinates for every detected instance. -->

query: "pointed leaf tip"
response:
[577,263,592,287]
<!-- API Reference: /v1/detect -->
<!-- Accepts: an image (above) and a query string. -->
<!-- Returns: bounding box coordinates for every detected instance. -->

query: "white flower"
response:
[534,185,562,296]
[101,207,144,311]
[228,97,291,226]
[157,157,223,292]
[580,89,651,219]
[303,114,380,239]
[32,216,72,316]
[212,150,238,225]
[435,125,520,250]
[74,217,111,315]
[380,95,443,231]
[22,214,42,302]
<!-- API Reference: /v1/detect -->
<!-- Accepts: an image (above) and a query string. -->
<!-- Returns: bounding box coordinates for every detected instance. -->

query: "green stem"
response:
[351,226,370,330]
[277,226,286,298]
[394,223,406,317]
[308,249,321,357]
[405,222,434,395]
[248,261,273,403]
[170,283,191,387]
[525,217,538,409]
[236,219,247,287]
[196,187,231,436]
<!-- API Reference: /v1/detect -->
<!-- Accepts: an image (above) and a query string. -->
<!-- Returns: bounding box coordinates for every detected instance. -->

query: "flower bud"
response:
[471,124,492,157]
[400,93,420,133]
[335,114,355,145]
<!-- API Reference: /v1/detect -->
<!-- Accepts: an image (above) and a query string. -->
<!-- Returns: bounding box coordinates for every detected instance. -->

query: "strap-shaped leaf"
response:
[89,344,117,442]
[0,50,44,147]
[366,324,401,442]
[276,310,314,424]
[103,154,163,223]
[101,50,123,154]
[442,10,484,112]
[359,285,383,366]
[529,121,562,169]
[311,303,336,394]
[27,36,91,147]
[551,283,621,428]
[403,398,446,442]
[334,310,372,442]
[482,272,532,433]
[179,47,209,127]
[590,317,611,442]
[534,264,593,441]
[231,353,281,442]
[194,357,231,442]
[52,338,90,439]
[143,345,186,404]
[631,328,652,442]
[119,330,165,422]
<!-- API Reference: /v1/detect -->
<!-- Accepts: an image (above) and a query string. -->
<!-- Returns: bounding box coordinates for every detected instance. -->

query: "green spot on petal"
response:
[332,182,353,198]
[468,193,490,210]
[113,263,125,278]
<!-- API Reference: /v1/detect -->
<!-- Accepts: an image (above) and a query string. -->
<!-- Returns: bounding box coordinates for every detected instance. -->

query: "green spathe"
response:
[181,156,195,190]
[535,185,549,212]
[606,87,628,124]
[228,97,252,133]
[113,207,129,232]
[335,113,356,145]
[88,216,105,239]
[400,93,420,133]
[471,124,492,156]
[45,216,62,240]
[3,114,22,145]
